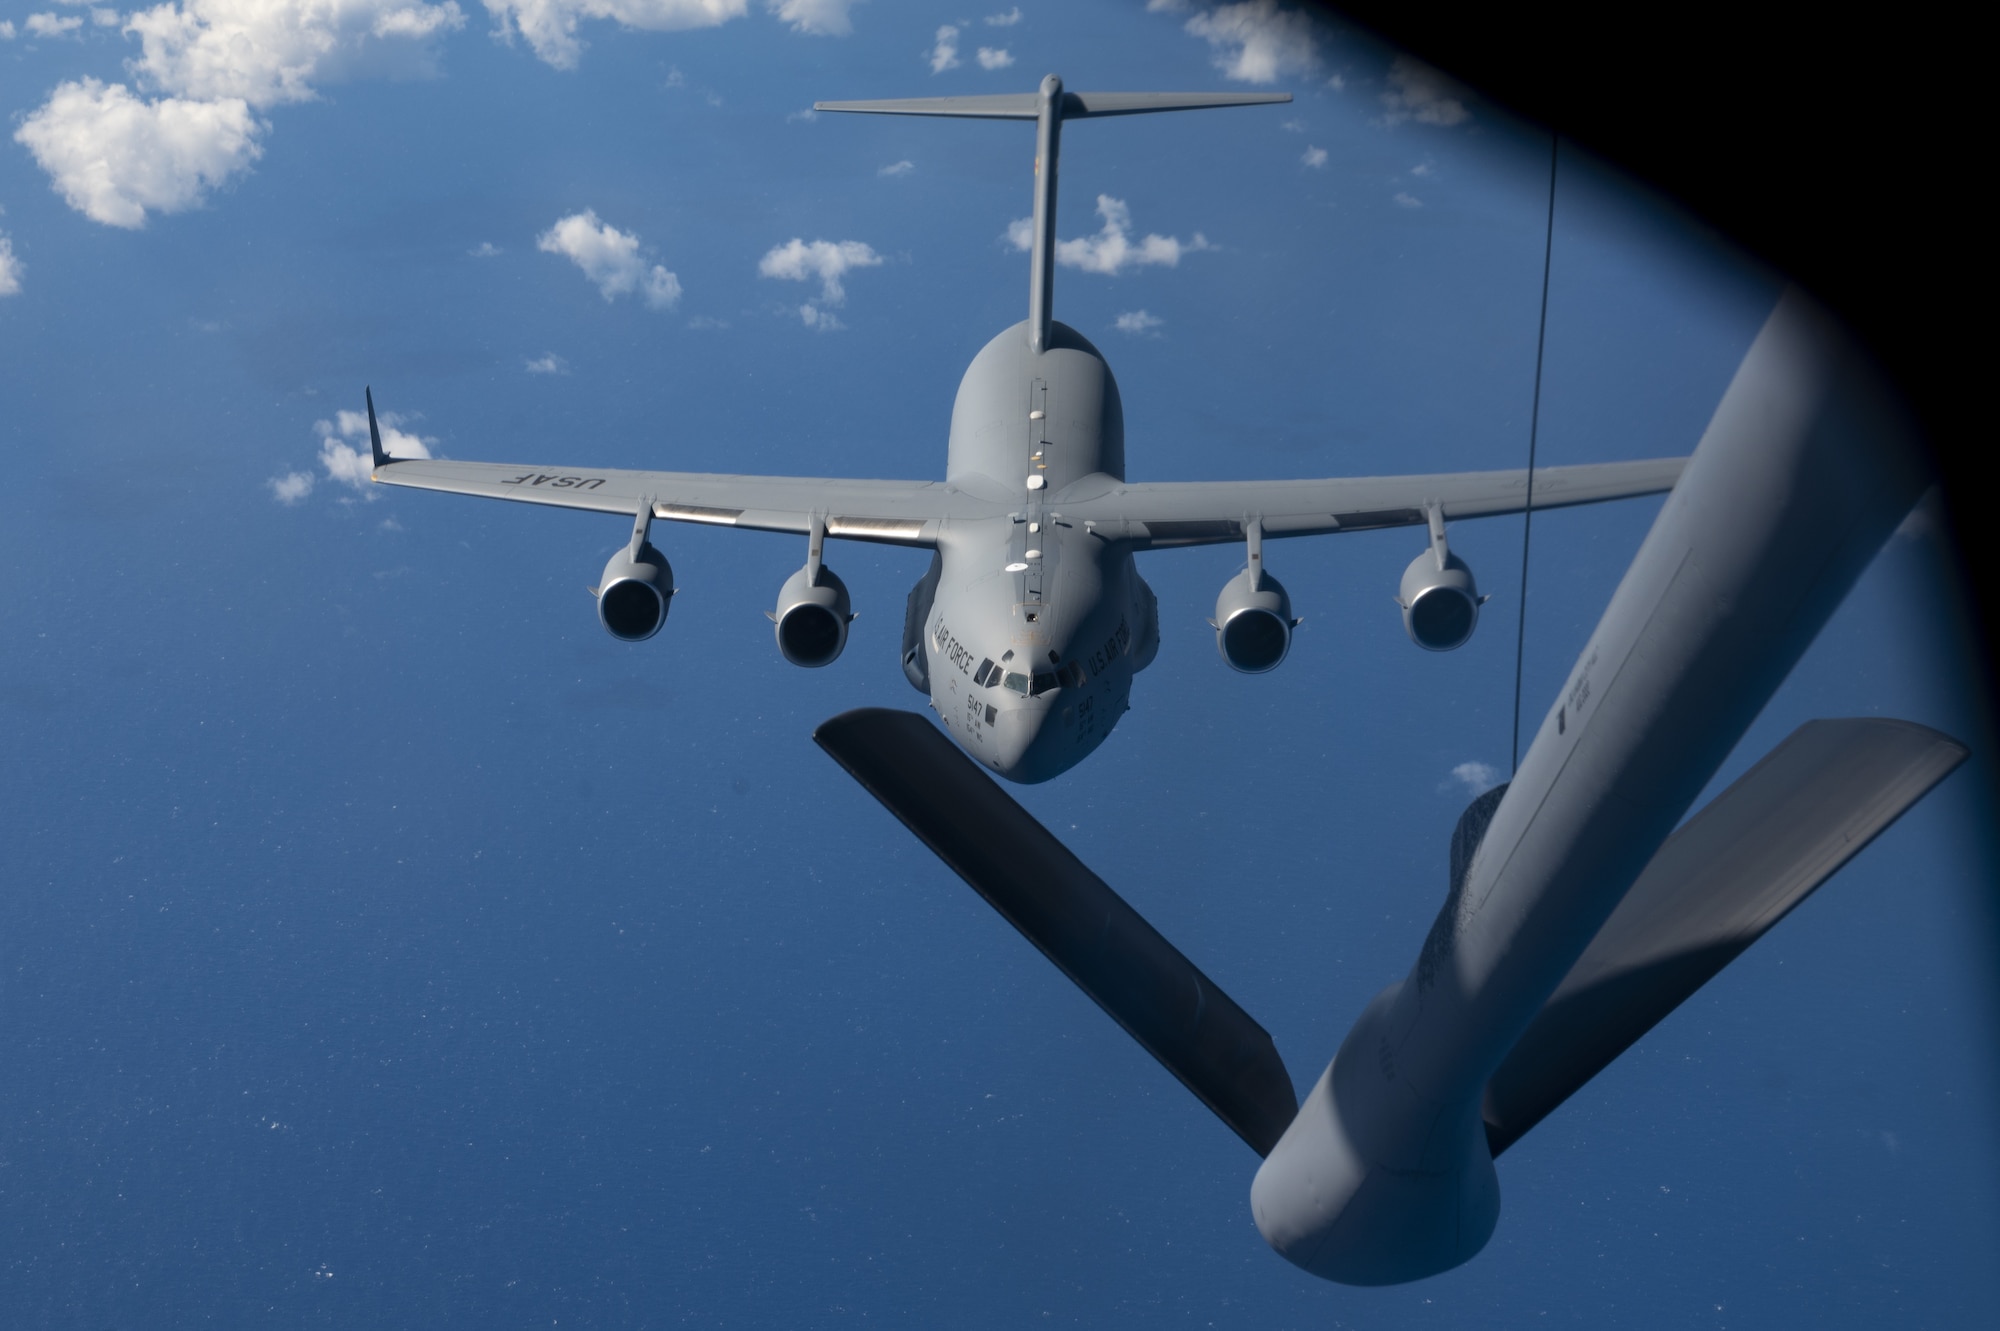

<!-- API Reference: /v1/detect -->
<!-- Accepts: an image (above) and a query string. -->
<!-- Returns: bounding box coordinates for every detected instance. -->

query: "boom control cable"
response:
[1511,134,1560,776]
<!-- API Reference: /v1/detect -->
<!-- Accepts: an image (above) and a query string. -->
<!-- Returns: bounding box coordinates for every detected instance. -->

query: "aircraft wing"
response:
[1059,457,1687,549]
[371,456,1005,548]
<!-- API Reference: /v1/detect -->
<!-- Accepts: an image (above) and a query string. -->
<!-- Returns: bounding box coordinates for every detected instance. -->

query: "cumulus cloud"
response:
[1010,195,1210,275]
[1183,0,1317,84]
[984,6,1019,24]
[757,237,881,305]
[525,352,569,374]
[92,8,123,27]
[484,0,747,70]
[538,209,682,308]
[1114,310,1162,336]
[124,0,467,107]
[469,240,502,256]
[0,233,21,297]
[785,106,818,121]
[1442,761,1501,797]
[1393,191,1422,208]
[797,302,843,331]
[15,80,265,228]
[1301,144,1326,168]
[1280,116,1303,132]
[16,2,465,227]
[929,23,959,73]
[767,0,855,36]
[27,12,85,37]
[976,46,1012,69]
[267,470,314,503]
[0,20,16,39]
[877,158,914,177]
[313,409,433,494]
[1380,55,1470,127]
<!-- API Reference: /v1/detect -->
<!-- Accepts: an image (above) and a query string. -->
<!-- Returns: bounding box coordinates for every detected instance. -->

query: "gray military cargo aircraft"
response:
[369,75,1685,784]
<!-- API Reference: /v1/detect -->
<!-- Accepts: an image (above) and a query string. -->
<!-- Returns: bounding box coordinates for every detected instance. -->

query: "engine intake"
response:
[1213,566,1296,673]
[774,563,853,667]
[597,542,673,641]
[1399,548,1481,651]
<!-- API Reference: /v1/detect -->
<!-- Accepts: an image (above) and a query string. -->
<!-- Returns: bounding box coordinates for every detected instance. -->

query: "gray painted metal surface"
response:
[1249,288,1935,1284]
[367,77,1686,784]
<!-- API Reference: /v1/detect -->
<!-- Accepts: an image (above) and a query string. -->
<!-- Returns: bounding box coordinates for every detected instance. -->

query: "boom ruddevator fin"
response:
[816,77,1289,354]
[1481,717,1967,1158]
[814,707,1298,1156]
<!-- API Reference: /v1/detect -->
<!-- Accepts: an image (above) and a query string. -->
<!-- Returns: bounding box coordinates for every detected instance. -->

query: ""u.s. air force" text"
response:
[501,472,608,490]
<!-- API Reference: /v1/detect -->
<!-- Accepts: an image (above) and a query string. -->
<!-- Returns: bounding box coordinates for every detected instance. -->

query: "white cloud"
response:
[17,2,465,227]
[928,23,958,73]
[14,80,265,228]
[976,46,1012,69]
[877,158,914,177]
[1183,0,1317,85]
[469,240,502,256]
[92,8,123,26]
[984,6,1019,25]
[757,237,881,305]
[26,13,85,37]
[0,233,21,297]
[314,409,433,493]
[1443,761,1501,797]
[1301,144,1326,168]
[484,0,747,70]
[1114,310,1162,336]
[1010,195,1210,275]
[1393,191,1422,208]
[268,470,314,503]
[1411,162,1434,178]
[525,352,569,374]
[1380,55,1470,127]
[797,302,843,331]
[766,0,855,36]
[124,0,467,107]
[1280,117,1303,132]
[1145,0,1190,11]
[0,20,16,39]
[785,106,818,121]
[686,313,728,329]
[537,209,682,308]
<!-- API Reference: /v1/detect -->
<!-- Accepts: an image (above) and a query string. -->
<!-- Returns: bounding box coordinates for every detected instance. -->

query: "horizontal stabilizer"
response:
[814,707,1298,1155]
[1482,717,1967,1157]
[813,91,1290,121]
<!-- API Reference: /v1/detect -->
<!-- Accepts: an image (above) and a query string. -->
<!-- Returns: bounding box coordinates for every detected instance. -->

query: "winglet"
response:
[365,387,390,472]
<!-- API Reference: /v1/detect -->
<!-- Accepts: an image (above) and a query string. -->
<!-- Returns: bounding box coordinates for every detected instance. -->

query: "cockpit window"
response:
[1060,662,1086,689]
[975,658,996,687]
[1003,671,1029,694]
[1030,672,1059,696]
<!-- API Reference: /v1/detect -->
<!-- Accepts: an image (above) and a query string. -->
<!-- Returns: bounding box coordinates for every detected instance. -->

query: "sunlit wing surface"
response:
[371,453,1685,552]
[370,457,1003,547]
[1062,457,1688,547]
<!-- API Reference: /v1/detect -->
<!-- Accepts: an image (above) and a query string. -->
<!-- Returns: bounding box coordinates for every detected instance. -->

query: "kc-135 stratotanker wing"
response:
[371,75,1685,784]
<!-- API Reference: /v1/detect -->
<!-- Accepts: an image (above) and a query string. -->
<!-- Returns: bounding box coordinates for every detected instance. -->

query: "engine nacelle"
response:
[1398,548,1481,651]
[773,564,853,667]
[596,542,673,641]
[1213,567,1296,673]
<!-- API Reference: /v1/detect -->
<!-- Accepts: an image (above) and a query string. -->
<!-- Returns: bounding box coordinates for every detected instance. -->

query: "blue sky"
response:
[2,1,1994,1325]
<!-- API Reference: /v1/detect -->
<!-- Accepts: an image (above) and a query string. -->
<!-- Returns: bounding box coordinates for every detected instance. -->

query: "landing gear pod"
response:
[596,541,673,641]
[774,564,853,666]
[1214,566,1296,673]
[1398,549,1480,651]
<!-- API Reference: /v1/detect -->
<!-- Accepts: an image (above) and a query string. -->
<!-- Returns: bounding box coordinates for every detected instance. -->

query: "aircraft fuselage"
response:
[912,319,1160,784]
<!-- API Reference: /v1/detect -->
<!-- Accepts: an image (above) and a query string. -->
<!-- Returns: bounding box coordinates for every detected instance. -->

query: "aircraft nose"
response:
[989,702,1066,784]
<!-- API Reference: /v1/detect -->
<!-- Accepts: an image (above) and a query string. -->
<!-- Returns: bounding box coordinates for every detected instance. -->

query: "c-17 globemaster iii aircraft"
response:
[369,74,1685,783]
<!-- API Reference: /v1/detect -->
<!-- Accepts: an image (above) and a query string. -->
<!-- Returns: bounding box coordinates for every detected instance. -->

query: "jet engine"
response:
[1398,547,1481,651]
[596,541,674,641]
[773,563,854,667]
[1213,565,1297,673]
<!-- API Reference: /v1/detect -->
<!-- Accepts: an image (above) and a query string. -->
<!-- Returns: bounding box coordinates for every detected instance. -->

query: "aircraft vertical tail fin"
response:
[816,79,1289,353]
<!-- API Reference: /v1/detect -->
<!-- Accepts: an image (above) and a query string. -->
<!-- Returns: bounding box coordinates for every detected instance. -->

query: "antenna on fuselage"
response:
[815,77,1290,355]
